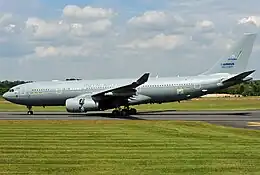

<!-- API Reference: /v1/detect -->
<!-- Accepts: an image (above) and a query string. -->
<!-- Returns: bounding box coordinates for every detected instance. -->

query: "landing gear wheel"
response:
[112,109,120,116]
[129,108,137,115]
[112,107,137,116]
[27,111,33,115]
[26,106,33,115]
[121,109,129,116]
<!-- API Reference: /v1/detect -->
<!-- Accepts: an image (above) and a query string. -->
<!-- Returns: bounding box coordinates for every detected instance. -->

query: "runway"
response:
[0,110,260,130]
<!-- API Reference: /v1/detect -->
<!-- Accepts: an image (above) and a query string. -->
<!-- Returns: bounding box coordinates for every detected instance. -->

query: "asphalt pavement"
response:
[0,110,260,129]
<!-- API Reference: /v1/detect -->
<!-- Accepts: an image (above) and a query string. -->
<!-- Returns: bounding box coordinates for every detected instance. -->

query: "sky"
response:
[0,0,260,81]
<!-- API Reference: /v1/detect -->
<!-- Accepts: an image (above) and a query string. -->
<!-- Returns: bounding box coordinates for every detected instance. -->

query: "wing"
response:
[91,72,150,101]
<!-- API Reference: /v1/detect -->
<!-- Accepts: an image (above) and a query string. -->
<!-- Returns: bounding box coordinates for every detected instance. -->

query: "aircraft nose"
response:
[2,92,8,100]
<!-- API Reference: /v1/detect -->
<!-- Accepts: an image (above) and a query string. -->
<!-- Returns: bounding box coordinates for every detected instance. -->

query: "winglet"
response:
[135,73,150,86]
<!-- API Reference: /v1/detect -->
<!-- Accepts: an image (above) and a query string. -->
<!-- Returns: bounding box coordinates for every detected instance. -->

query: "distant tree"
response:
[0,80,27,95]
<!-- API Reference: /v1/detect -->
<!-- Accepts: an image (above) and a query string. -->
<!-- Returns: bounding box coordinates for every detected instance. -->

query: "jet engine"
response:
[65,97,99,113]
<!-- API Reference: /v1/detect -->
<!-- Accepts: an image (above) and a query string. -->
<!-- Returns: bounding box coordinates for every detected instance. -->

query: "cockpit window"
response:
[9,89,14,92]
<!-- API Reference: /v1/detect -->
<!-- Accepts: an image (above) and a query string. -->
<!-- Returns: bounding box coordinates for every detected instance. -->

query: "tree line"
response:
[0,80,27,95]
[217,80,260,96]
[0,80,260,96]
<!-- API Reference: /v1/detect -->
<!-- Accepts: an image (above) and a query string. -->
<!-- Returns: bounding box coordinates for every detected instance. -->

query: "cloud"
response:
[0,4,117,62]
[1,1,260,81]
[25,17,69,40]
[238,16,260,27]
[34,45,93,58]
[69,19,113,37]
[128,11,171,29]
[25,6,116,42]
[127,10,186,31]
[25,17,113,41]
[120,33,186,50]
[62,5,116,22]
[195,20,215,33]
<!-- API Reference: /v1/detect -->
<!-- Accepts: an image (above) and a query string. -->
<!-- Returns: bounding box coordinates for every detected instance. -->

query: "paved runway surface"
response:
[1,110,260,130]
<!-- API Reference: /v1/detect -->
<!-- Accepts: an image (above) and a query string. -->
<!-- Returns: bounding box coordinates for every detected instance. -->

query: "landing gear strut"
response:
[112,107,137,116]
[27,106,33,115]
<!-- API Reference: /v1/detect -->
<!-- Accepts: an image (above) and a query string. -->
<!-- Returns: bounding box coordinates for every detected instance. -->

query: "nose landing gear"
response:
[27,106,33,115]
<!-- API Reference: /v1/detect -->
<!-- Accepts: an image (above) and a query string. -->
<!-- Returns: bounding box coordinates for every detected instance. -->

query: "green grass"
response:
[0,120,259,174]
[1,97,260,112]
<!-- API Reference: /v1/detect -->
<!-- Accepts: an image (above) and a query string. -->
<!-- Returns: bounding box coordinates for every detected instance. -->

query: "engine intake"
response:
[65,97,99,113]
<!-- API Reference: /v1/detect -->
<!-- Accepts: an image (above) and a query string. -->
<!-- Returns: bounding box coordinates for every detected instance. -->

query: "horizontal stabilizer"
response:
[222,70,255,83]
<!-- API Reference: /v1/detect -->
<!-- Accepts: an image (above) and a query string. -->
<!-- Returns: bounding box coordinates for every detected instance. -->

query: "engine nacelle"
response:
[65,97,99,113]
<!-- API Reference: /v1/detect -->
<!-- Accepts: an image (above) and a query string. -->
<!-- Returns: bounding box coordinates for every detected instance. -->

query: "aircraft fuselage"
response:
[3,73,241,108]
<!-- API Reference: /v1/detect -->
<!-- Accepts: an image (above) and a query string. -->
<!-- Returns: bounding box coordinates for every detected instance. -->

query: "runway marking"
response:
[247,122,260,127]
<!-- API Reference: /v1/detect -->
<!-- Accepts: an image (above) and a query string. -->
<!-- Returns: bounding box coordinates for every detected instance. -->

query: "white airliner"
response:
[3,33,257,116]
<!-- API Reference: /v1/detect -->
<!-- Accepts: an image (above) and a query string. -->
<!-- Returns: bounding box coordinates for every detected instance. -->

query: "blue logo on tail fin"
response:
[228,50,242,61]
[221,50,242,68]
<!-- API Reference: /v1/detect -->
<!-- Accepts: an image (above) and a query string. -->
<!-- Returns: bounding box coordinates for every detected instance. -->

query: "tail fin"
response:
[202,33,257,75]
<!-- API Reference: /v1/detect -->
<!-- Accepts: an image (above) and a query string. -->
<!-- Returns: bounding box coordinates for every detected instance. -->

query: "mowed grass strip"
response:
[0,120,260,174]
[1,97,260,112]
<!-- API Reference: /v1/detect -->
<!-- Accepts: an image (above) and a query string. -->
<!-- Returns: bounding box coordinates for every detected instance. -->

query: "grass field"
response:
[1,97,260,112]
[0,120,260,174]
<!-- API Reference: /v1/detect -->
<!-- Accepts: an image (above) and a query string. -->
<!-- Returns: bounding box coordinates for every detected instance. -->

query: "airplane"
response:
[2,33,257,116]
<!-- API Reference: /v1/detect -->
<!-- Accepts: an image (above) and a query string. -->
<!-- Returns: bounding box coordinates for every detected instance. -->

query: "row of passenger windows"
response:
[142,83,194,88]
[30,83,195,92]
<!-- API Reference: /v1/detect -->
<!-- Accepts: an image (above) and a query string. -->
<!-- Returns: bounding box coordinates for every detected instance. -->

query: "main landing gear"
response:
[27,106,33,115]
[112,107,137,116]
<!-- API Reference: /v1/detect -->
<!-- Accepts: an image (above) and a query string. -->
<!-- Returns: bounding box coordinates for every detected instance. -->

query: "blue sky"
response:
[0,0,260,81]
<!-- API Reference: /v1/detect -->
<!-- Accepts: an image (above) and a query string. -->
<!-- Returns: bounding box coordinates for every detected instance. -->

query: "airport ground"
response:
[0,97,260,174]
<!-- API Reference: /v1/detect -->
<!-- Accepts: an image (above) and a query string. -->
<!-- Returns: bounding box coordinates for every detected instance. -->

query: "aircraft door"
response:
[19,86,27,99]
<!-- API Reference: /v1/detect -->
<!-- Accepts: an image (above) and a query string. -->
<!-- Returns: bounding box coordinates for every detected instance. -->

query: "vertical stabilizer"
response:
[202,33,257,75]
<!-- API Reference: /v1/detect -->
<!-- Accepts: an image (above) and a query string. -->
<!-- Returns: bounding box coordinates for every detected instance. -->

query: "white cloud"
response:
[1,1,260,81]
[0,13,23,34]
[128,11,169,28]
[25,17,69,40]
[34,45,93,58]
[69,19,112,37]
[63,5,115,22]
[196,20,215,32]
[238,16,260,27]
[120,33,186,50]
[128,10,185,31]
[24,5,115,42]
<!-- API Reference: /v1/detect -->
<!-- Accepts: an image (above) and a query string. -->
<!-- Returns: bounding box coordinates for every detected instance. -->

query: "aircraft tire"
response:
[27,111,33,115]
[121,109,129,116]
[112,110,120,116]
[129,108,137,115]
